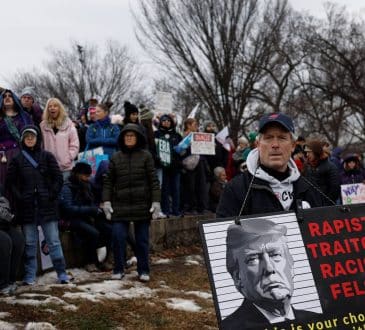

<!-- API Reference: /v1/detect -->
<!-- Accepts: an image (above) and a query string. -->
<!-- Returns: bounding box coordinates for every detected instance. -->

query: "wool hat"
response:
[20,86,36,100]
[124,101,138,118]
[248,131,258,143]
[140,107,154,121]
[72,162,92,175]
[259,113,295,134]
[21,127,38,141]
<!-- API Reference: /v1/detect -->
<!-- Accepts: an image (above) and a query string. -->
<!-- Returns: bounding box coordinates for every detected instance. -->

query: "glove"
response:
[102,201,113,220]
[149,202,161,220]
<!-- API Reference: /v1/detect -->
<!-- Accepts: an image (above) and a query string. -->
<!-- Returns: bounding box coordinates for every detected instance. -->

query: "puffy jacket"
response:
[303,158,340,205]
[85,117,120,157]
[59,176,99,220]
[40,117,80,172]
[102,124,160,222]
[6,126,63,224]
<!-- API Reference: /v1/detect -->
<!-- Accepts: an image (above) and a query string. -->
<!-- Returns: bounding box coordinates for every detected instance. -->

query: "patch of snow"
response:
[165,298,201,312]
[184,255,203,266]
[63,279,154,302]
[0,312,11,319]
[25,322,56,330]
[153,258,172,265]
[185,291,212,300]
[0,321,16,330]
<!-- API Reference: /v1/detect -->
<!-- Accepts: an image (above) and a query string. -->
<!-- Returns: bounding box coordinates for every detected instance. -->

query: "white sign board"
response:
[155,91,173,113]
[341,183,365,205]
[191,132,215,155]
[38,226,53,271]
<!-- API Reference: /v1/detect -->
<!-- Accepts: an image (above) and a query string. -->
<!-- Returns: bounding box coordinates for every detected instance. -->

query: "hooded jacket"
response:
[216,148,323,218]
[6,125,63,224]
[154,114,183,170]
[0,89,32,151]
[102,124,160,222]
[40,117,80,172]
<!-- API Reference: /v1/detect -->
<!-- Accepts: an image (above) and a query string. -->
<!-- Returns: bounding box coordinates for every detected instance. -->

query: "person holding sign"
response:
[217,113,323,218]
[154,114,183,217]
[223,219,319,329]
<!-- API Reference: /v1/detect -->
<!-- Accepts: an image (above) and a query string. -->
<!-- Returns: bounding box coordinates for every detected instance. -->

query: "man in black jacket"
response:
[222,219,320,329]
[216,113,323,218]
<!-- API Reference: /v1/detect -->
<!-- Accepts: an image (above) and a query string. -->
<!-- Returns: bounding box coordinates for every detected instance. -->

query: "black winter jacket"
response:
[7,149,63,224]
[303,158,340,205]
[102,124,160,222]
[59,176,99,220]
[216,171,323,218]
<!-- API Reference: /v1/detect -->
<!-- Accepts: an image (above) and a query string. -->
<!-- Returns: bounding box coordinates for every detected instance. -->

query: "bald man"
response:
[222,218,319,329]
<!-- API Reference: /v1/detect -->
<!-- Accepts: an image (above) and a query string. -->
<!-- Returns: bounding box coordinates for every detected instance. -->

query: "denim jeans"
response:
[22,221,67,283]
[161,170,181,216]
[112,221,150,275]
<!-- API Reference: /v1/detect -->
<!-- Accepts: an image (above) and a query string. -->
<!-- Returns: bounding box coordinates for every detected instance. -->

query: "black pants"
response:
[0,227,24,289]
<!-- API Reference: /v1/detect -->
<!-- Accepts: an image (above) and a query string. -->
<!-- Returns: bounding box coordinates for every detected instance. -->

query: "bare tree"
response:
[11,40,137,118]
[288,3,365,146]
[134,0,291,140]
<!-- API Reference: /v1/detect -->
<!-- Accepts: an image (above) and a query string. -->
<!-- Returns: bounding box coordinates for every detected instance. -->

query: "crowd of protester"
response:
[0,86,364,296]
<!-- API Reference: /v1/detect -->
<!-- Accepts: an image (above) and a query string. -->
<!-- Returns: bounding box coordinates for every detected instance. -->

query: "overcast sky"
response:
[1,0,365,88]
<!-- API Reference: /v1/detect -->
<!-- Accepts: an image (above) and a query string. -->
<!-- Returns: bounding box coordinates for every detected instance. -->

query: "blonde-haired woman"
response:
[40,98,80,179]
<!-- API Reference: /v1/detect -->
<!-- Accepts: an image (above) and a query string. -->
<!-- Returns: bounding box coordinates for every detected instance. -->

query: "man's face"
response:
[23,133,37,148]
[205,123,216,133]
[257,124,295,172]
[235,237,294,303]
[3,92,14,108]
[21,95,34,109]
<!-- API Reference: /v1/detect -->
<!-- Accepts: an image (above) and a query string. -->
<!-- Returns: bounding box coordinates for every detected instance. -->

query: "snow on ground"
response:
[0,255,211,328]
[152,258,172,265]
[165,298,202,312]
[184,255,203,266]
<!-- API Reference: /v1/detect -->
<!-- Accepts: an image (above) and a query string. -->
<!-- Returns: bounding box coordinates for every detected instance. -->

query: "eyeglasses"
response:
[3,93,12,98]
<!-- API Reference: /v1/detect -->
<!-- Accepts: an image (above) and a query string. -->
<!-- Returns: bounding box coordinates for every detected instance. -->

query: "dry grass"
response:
[0,245,218,330]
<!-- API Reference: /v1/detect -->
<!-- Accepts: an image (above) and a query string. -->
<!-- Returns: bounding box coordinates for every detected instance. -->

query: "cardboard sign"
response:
[155,91,173,113]
[155,137,171,166]
[191,132,215,155]
[341,183,365,205]
[199,204,365,330]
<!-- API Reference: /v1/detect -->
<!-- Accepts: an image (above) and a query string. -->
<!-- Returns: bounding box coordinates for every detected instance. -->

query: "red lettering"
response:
[308,222,321,237]
[322,221,335,235]
[306,243,319,258]
[331,283,342,300]
[351,218,362,232]
[333,219,345,234]
[320,263,332,278]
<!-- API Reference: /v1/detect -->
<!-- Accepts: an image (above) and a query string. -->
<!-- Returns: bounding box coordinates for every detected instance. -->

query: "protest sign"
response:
[341,183,365,205]
[199,204,365,330]
[38,226,53,271]
[191,132,215,155]
[155,91,173,113]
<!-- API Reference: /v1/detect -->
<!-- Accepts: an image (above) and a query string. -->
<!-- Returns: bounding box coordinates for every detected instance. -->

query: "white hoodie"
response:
[246,148,301,210]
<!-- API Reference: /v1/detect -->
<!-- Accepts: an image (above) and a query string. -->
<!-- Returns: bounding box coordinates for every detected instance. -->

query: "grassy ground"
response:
[0,246,219,330]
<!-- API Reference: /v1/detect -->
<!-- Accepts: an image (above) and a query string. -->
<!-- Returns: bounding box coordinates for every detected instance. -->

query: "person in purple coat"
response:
[340,153,365,185]
[0,89,32,188]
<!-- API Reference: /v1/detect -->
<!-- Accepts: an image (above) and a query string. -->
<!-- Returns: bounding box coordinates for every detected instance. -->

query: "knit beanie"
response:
[21,127,38,141]
[72,162,92,175]
[20,86,36,100]
[140,108,154,121]
[124,101,138,118]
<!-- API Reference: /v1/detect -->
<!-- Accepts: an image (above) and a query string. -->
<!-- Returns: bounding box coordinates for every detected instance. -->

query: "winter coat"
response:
[340,168,365,185]
[40,117,80,172]
[154,115,183,171]
[303,158,340,205]
[102,123,160,222]
[216,149,323,218]
[23,103,43,127]
[6,126,63,224]
[85,117,120,157]
[59,176,99,221]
